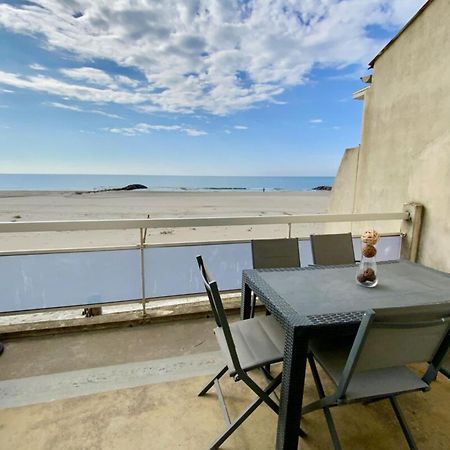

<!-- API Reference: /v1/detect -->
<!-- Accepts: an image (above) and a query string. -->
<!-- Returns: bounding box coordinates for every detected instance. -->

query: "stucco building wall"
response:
[328,0,450,272]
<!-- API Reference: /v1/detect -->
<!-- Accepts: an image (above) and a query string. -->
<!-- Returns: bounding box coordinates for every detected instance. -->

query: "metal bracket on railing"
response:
[139,228,148,317]
[400,203,424,262]
[288,223,292,238]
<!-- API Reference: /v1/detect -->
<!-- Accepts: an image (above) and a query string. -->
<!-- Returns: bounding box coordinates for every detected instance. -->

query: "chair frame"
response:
[429,337,450,380]
[303,309,450,450]
[196,256,305,449]
[441,365,450,378]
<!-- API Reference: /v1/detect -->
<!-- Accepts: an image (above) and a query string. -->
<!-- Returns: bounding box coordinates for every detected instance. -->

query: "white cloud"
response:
[234,125,248,130]
[60,67,141,89]
[104,122,207,137]
[309,118,323,124]
[45,101,123,119]
[29,63,46,71]
[46,102,83,112]
[0,70,147,105]
[0,88,14,93]
[90,109,123,119]
[184,128,207,136]
[0,104,9,108]
[0,0,425,115]
[60,67,114,86]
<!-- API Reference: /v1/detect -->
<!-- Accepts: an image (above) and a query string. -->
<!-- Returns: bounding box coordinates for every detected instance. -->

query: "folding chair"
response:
[251,238,300,269]
[302,305,450,450]
[310,233,355,266]
[196,255,305,449]
[250,238,300,317]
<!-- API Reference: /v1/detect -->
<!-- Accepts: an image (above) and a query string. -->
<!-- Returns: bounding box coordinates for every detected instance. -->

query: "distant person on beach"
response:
[263,187,265,192]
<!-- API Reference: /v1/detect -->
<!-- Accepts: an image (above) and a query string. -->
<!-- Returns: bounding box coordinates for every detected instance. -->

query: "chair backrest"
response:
[196,255,221,327]
[251,238,300,269]
[336,305,450,398]
[196,255,243,372]
[310,233,355,266]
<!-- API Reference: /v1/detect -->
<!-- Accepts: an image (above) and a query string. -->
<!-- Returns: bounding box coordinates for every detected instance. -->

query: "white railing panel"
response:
[0,250,141,313]
[0,235,403,313]
[144,242,253,297]
[299,235,402,267]
[352,235,402,262]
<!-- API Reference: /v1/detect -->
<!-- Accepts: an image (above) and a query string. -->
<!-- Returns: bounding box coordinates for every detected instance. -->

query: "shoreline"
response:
[0,174,335,193]
[0,189,331,198]
[0,187,330,194]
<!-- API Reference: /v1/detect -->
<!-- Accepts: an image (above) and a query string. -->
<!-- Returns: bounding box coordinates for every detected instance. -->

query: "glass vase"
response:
[356,255,378,287]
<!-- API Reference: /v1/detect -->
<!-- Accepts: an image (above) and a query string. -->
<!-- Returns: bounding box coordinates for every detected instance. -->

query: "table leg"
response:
[276,325,309,450]
[241,280,252,320]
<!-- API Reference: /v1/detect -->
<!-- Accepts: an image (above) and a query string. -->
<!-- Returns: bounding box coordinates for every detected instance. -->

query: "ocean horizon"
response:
[0,174,334,192]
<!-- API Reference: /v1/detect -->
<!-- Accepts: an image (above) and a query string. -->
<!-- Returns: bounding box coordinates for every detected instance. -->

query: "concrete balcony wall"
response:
[329,0,450,272]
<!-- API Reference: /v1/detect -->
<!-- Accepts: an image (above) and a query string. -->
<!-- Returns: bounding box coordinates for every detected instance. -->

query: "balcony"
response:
[1,316,449,449]
[0,208,449,449]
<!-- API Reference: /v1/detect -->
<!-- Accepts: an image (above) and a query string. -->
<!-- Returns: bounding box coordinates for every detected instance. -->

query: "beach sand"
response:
[0,190,330,251]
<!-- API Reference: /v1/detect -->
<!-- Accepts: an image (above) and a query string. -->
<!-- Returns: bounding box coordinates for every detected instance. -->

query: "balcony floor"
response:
[0,316,449,450]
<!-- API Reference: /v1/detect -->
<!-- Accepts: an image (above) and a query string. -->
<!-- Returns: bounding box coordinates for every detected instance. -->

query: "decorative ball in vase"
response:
[356,229,380,288]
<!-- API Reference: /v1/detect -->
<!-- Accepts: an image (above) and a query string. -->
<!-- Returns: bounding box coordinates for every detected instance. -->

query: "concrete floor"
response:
[0,317,449,450]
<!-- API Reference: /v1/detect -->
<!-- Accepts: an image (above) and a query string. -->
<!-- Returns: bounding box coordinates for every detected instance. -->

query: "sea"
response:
[0,174,334,192]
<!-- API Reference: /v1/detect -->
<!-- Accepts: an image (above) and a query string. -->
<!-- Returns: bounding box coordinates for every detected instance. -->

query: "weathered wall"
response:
[326,147,360,234]
[328,147,359,214]
[329,0,450,272]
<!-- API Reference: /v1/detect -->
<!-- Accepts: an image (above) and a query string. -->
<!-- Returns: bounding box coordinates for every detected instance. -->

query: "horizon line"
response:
[0,173,336,178]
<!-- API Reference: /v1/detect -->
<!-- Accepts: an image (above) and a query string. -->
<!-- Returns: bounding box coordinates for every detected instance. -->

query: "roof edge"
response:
[368,0,434,68]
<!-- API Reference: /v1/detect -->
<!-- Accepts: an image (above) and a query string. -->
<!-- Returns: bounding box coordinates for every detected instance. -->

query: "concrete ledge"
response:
[0,294,248,339]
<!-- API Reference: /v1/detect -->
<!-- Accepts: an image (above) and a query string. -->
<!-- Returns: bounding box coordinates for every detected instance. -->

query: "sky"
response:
[0,0,425,176]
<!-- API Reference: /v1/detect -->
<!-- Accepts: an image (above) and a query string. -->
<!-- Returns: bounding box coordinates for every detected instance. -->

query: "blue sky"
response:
[0,0,425,176]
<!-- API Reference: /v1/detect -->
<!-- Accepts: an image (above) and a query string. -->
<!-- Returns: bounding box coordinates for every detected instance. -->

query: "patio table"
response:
[241,260,450,450]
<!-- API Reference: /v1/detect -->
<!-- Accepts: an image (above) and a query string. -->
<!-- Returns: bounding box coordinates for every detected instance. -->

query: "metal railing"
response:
[0,211,412,315]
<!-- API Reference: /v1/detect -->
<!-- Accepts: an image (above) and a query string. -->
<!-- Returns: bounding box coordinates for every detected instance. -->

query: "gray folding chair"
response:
[302,305,450,450]
[196,255,304,449]
[252,238,300,269]
[310,232,355,266]
[250,238,300,316]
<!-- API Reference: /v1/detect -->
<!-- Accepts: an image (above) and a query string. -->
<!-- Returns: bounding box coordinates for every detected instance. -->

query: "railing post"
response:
[400,203,424,262]
[139,228,147,317]
[287,223,292,238]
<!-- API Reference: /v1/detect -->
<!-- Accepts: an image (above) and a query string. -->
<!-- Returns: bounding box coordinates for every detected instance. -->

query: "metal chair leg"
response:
[208,372,283,450]
[389,396,418,450]
[308,354,342,450]
[198,366,228,396]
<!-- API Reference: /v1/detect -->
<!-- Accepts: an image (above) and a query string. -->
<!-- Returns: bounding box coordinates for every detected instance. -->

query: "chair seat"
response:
[215,316,285,376]
[310,337,428,402]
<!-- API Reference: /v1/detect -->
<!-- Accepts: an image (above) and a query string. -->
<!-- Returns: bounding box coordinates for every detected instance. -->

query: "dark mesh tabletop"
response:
[243,261,450,327]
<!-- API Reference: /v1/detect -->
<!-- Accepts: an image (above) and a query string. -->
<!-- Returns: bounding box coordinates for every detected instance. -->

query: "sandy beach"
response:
[0,190,330,251]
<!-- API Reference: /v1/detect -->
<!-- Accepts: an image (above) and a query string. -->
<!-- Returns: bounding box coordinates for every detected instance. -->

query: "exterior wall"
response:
[328,147,359,214]
[326,147,360,234]
[329,0,450,272]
